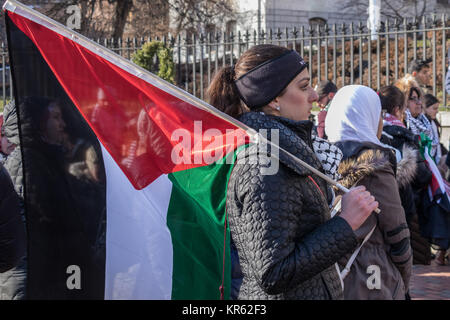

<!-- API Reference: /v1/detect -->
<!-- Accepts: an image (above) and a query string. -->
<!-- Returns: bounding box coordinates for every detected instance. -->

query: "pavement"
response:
[409,261,450,300]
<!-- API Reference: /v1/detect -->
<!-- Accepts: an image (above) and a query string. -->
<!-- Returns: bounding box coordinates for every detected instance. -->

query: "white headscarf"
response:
[325,85,383,147]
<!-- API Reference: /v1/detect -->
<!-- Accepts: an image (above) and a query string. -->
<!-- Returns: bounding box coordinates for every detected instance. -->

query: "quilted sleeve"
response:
[229,163,357,295]
[0,165,26,272]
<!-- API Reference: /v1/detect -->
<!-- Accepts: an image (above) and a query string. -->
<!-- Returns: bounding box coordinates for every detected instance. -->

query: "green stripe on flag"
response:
[167,145,249,299]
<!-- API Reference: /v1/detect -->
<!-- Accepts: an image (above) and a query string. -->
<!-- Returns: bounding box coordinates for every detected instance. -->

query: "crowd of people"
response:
[207,44,450,300]
[316,60,450,268]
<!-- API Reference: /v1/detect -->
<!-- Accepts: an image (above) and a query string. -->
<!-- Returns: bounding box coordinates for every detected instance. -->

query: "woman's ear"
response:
[267,98,281,112]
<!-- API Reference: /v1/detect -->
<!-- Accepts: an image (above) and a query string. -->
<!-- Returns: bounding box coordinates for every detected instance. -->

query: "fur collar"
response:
[396,145,418,189]
[337,148,393,189]
[337,145,418,190]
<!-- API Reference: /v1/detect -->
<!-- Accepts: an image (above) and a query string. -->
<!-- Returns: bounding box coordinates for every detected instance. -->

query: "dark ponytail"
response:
[206,44,290,119]
[206,65,247,119]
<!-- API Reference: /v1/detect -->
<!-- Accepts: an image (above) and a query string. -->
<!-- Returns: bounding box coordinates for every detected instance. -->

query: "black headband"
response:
[234,50,308,109]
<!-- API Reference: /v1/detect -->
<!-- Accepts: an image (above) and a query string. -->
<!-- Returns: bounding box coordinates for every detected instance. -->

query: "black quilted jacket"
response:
[227,112,358,300]
[0,163,25,273]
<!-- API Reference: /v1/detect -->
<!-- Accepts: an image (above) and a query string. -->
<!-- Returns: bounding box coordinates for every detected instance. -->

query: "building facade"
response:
[233,0,450,34]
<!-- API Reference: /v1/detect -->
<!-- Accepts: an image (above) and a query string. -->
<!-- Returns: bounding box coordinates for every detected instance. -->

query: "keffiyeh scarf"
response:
[312,134,343,181]
[405,109,438,157]
[383,113,405,128]
[405,109,433,137]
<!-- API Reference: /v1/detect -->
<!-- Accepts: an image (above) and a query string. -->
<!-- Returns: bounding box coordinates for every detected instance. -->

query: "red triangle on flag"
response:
[6,10,249,190]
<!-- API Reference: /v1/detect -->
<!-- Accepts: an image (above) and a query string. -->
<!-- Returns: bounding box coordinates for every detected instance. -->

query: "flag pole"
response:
[2,0,256,135]
[3,0,379,214]
[256,134,381,214]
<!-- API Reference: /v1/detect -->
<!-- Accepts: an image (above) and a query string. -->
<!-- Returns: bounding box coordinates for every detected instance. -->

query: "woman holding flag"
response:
[207,44,378,300]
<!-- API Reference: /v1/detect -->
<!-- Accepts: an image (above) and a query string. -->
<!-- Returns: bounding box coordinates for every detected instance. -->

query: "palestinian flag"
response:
[4,0,251,299]
[422,146,450,204]
[421,146,450,249]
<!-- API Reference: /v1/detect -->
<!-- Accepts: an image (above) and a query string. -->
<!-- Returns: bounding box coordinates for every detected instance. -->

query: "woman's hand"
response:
[340,186,378,231]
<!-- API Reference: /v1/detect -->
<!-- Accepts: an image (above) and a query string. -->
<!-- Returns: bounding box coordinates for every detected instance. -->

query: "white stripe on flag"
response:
[101,144,174,300]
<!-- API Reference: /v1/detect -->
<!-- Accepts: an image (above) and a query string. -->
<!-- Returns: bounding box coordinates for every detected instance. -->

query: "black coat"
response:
[0,164,25,273]
[381,125,432,221]
[0,99,27,300]
[227,112,357,300]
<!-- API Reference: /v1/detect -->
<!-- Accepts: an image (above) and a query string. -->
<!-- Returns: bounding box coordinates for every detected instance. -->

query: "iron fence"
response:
[0,14,449,108]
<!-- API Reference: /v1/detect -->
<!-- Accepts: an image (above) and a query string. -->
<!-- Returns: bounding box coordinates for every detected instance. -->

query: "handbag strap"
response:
[340,224,376,281]
[330,196,377,286]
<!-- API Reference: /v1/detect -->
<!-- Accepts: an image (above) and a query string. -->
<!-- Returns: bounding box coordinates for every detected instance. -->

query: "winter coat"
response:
[2,100,19,146]
[335,141,412,300]
[3,148,23,200]
[380,126,421,222]
[381,125,433,265]
[395,145,419,220]
[0,163,25,274]
[0,100,26,300]
[1,100,22,199]
[227,112,358,300]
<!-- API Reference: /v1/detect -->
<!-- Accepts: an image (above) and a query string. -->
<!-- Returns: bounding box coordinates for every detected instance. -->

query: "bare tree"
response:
[168,0,236,36]
[24,0,168,40]
[111,0,134,39]
[1,0,236,42]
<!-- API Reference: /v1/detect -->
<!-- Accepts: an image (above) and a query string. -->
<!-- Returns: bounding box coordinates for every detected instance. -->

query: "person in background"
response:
[0,100,27,300]
[423,94,449,266]
[409,59,432,95]
[423,94,443,165]
[1,101,19,166]
[379,86,433,266]
[0,104,25,292]
[0,161,25,277]
[395,75,438,160]
[325,85,412,300]
[315,80,337,139]
[379,86,417,222]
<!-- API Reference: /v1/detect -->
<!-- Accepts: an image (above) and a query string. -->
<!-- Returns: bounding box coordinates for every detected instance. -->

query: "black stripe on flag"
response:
[6,13,106,299]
